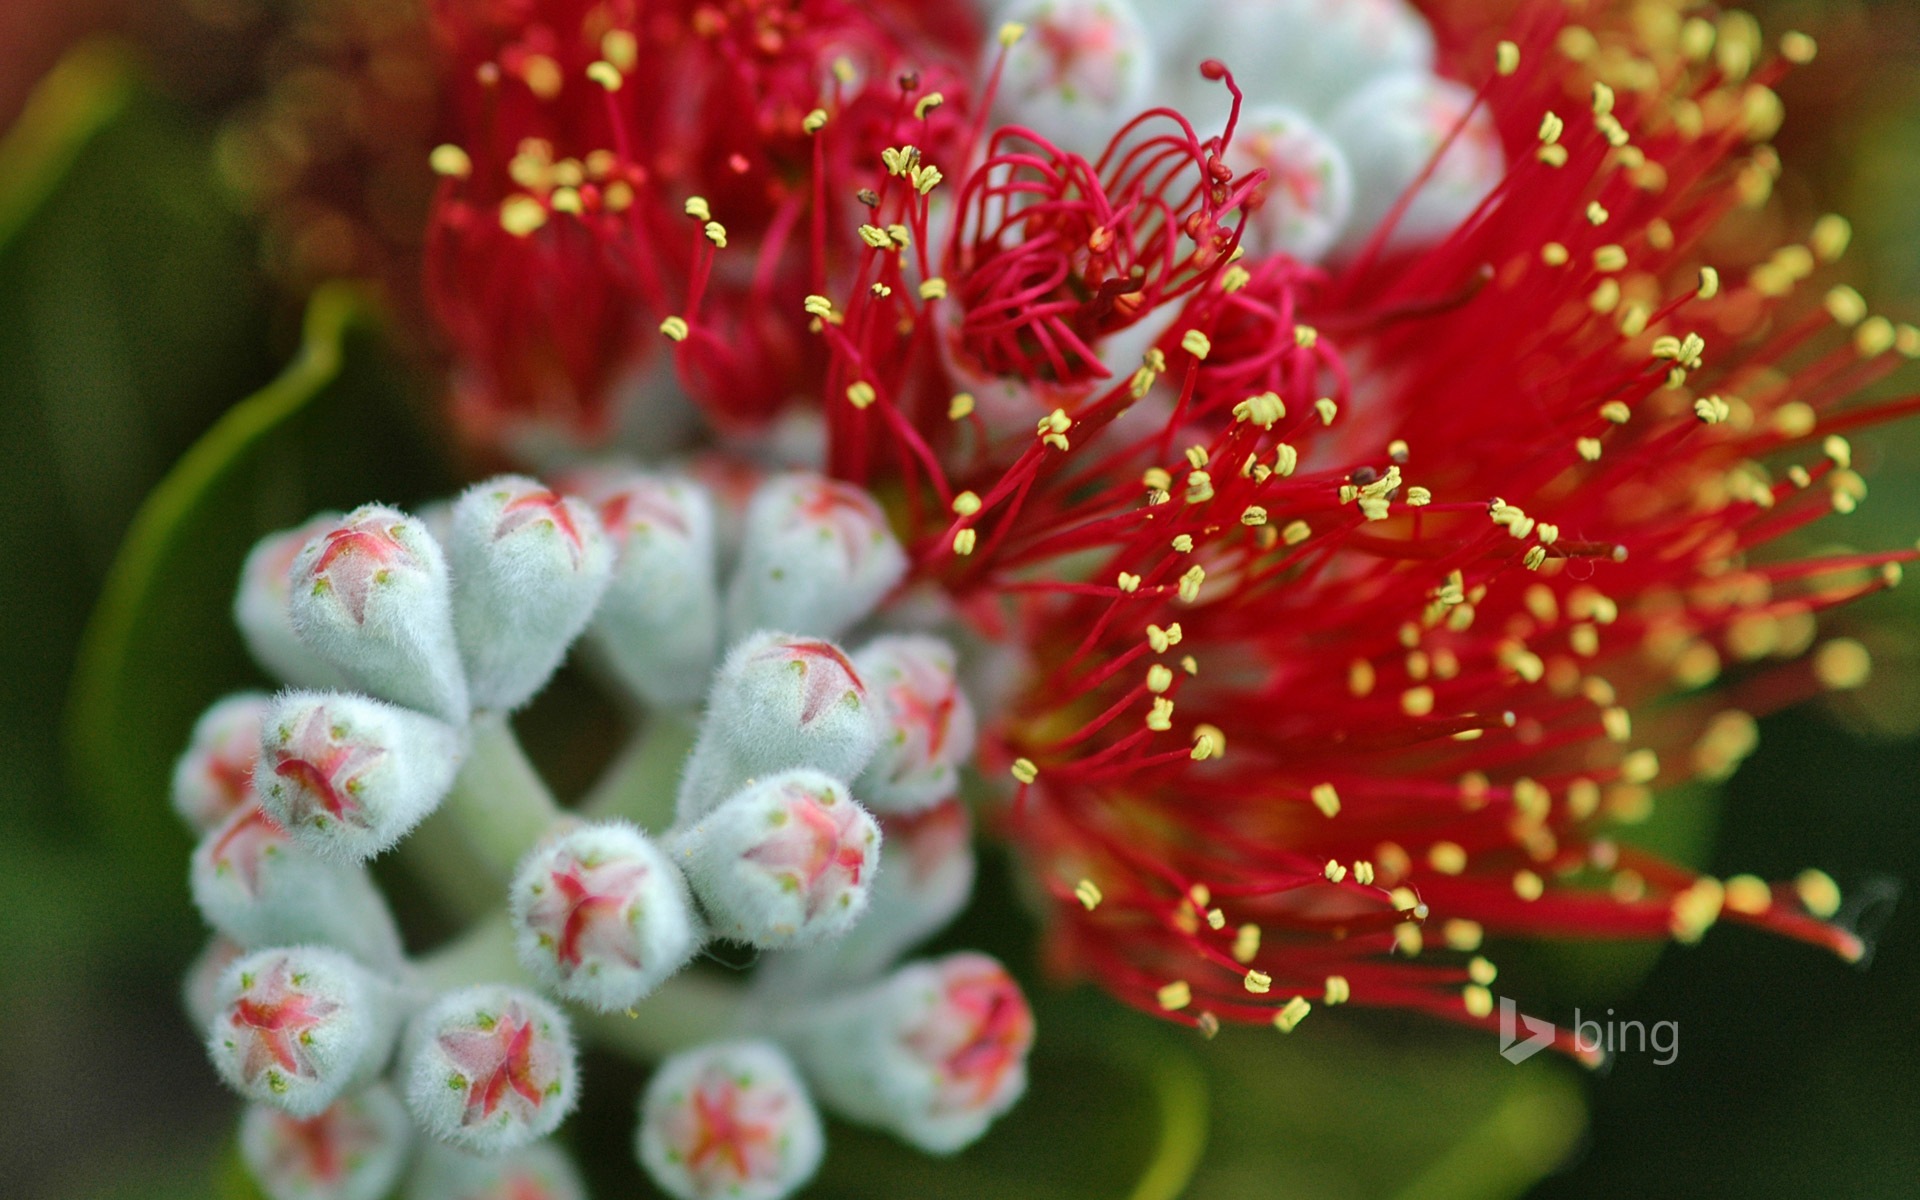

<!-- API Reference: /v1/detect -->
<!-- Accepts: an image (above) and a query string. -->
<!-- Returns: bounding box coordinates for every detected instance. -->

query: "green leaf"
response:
[0,42,136,253]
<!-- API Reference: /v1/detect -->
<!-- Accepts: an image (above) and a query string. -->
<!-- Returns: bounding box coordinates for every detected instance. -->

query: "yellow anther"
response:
[703,220,727,248]
[1796,869,1842,919]
[1240,506,1268,527]
[1621,748,1660,784]
[998,21,1026,46]
[1814,639,1871,690]
[1513,870,1545,901]
[684,196,711,221]
[1401,686,1435,717]
[948,393,974,420]
[1825,286,1868,328]
[1313,397,1338,425]
[953,528,977,556]
[1011,758,1038,785]
[1463,985,1494,1019]
[1145,664,1174,694]
[1602,707,1632,742]
[1310,782,1341,818]
[918,277,947,300]
[1156,980,1191,1011]
[1857,316,1897,358]
[1146,623,1180,653]
[521,54,563,99]
[802,108,828,134]
[548,187,583,215]
[1116,572,1141,594]
[1591,81,1616,116]
[857,224,890,249]
[1273,996,1312,1033]
[1600,400,1632,424]
[1324,860,1348,884]
[1353,861,1376,886]
[1670,877,1725,943]
[1587,201,1610,225]
[430,144,473,178]
[1781,30,1818,64]
[1172,534,1194,553]
[1429,842,1467,875]
[1244,970,1273,995]
[1221,264,1251,293]
[659,315,689,341]
[499,194,548,236]
[1232,923,1261,963]
[1146,697,1174,732]
[1178,565,1206,604]
[1181,329,1212,359]
[1824,434,1853,470]
[911,164,943,195]
[1323,976,1351,1005]
[1723,874,1772,915]
[1232,391,1286,428]
[845,381,876,409]
[803,294,834,318]
[1812,213,1852,262]
[586,60,623,90]
[1074,878,1102,910]
[1539,111,1566,145]
[1273,444,1299,477]
[1181,655,1198,677]
[1537,144,1569,168]
[1696,266,1721,300]
[1443,919,1484,952]
[1496,40,1520,75]
[914,91,943,119]
[1694,395,1731,424]
[1541,242,1570,266]
[1294,324,1318,348]
[1282,519,1311,546]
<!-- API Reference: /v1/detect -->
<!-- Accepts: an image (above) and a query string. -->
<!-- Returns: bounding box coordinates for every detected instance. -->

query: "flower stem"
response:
[581,708,699,831]
[439,711,561,879]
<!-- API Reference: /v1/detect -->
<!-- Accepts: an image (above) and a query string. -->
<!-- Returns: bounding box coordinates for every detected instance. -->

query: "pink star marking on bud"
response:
[260,1102,381,1185]
[597,485,690,540]
[537,859,650,970]
[792,481,885,570]
[270,707,386,829]
[439,1008,548,1126]
[228,959,342,1085]
[1032,7,1127,99]
[763,639,864,725]
[743,784,870,918]
[675,1072,785,1191]
[309,519,411,623]
[905,964,1033,1112]
[889,667,960,761]
[209,804,290,897]
[496,488,587,566]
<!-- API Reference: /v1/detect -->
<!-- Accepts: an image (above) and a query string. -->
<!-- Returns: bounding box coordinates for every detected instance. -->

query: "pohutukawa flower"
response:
[724,473,909,643]
[635,1040,826,1200]
[236,515,353,691]
[256,691,466,862]
[189,803,406,970]
[446,475,613,713]
[409,1140,588,1200]
[572,469,724,708]
[852,635,978,814]
[238,1083,413,1200]
[509,820,704,1012]
[208,946,400,1118]
[172,691,270,834]
[288,505,470,724]
[676,631,883,820]
[790,952,1035,1154]
[673,769,882,949]
[403,985,580,1154]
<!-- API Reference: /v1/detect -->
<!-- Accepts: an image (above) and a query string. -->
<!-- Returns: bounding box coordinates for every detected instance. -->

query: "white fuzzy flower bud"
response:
[724,473,906,644]
[184,935,246,1030]
[636,1040,824,1200]
[256,691,465,862]
[190,803,406,969]
[1326,72,1504,256]
[403,985,580,1154]
[991,0,1154,158]
[1155,0,1434,127]
[1223,105,1354,264]
[287,505,470,723]
[235,516,352,689]
[239,1083,412,1200]
[575,470,723,709]
[509,821,704,1012]
[207,946,401,1118]
[673,770,881,949]
[447,476,613,712]
[853,636,976,814]
[172,692,270,834]
[408,1141,588,1200]
[676,632,883,820]
[788,953,1034,1154]
[757,801,976,993]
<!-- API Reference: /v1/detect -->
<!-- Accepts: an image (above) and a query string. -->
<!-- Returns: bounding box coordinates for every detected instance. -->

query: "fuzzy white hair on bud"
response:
[403,985,580,1155]
[183,935,247,1031]
[235,516,353,690]
[757,800,976,994]
[635,1040,824,1200]
[1326,72,1504,257]
[852,635,978,815]
[724,474,907,645]
[173,692,271,834]
[207,945,401,1118]
[990,0,1155,159]
[407,1140,588,1200]
[239,1083,413,1200]
[256,691,466,862]
[190,804,407,970]
[509,821,704,1012]
[287,505,471,724]
[672,770,881,949]
[788,952,1035,1154]
[676,632,883,821]
[574,470,724,709]
[1222,104,1355,263]
[447,476,613,713]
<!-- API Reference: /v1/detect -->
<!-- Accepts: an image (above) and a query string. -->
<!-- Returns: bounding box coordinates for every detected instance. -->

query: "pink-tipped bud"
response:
[238,1083,412,1200]
[236,516,352,689]
[992,0,1155,158]
[288,505,470,723]
[172,692,270,834]
[574,470,723,709]
[636,1040,824,1200]
[184,935,247,1030]
[1326,72,1503,256]
[256,691,465,862]
[408,1141,588,1200]
[1224,105,1355,264]
[724,474,906,644]
[673,770,881,949]
[447,476,613,713]
[190,804,406,969]
[790,953,1034,1154]
[208,946,400,1118]
[757,802,976,993]
[509,821,704,1013]
[853,636,977,815]
[676,632,882,820]
[403,985,580,1154]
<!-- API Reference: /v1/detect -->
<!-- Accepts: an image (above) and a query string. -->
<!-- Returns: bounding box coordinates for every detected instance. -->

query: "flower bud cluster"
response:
[182,468,1031,1199]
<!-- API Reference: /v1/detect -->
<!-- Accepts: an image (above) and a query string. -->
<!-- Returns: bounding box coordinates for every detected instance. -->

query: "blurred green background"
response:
[2,2,1916,1197]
